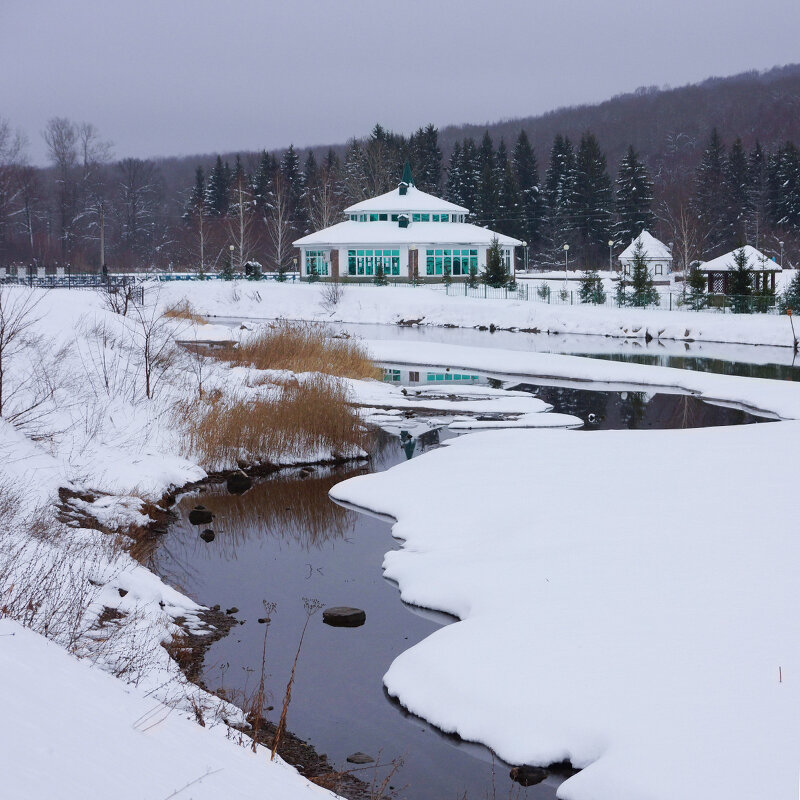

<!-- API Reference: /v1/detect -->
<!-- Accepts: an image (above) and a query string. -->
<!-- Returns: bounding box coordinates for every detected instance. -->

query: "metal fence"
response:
[443,281,781,314]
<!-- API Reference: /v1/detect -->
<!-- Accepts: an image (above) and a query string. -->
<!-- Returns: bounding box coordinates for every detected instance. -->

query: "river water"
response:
[152,352,767,800]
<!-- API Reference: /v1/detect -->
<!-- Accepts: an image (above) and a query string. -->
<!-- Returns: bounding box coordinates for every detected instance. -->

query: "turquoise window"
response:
[441,214,449,222]
[412,213,421,222]
[379,213,388,221]
[432,214,440,222]
[347,249,400,276]
[369,213,378,221]
[391,214,399,221]
[420,214,430,221]
[382,369,401,382]
[426,248,478,276]
[305,250,329,276]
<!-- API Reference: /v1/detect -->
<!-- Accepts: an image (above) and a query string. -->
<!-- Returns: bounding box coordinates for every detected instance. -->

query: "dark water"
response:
[571,351,800,382]
[152,386,766,800]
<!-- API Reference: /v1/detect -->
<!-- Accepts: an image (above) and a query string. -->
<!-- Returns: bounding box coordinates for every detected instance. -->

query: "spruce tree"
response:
[614,145,654,246]
[728,247,753,313]
[474,131,498,227]
[495,139,519,236]
[781,269,800,313]
[579,269,606,304]
[572,131,613,267]
[252,150,276,214]
[685,263,708,310]
[513,130,543,249]
[628,240,659,307]
[411,124,442,194]
[769,141,800,230]
[205,155,229,217]
[694,128,728,255]
[460,137,479,214]
[723,138,751,244]
[342,138,369,204]
[280,144,307,231]
[482,237,508,287]
[748,141,770,250]
[544,134,577,263]
[445,142,464,206]
[374,264,388,286]
[220,250,235,280]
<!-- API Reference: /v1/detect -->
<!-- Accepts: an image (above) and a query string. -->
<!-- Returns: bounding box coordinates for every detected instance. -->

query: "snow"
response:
[0,618,336,800]
[618,230,673,262]
[157,281,800,348]
[293,219,522,247]
[329,423,800,800]
[343,184,468,214]
[700,245,778,272]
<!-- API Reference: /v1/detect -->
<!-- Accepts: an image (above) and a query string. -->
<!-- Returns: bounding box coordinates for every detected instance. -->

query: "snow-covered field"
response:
[4,280,800,800]
[330,423,800,800]
[159,280,799,347]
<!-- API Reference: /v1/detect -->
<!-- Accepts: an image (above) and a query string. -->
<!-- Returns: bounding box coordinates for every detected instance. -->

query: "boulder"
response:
[346,752,375,765]
[226,472,252,494]
[225,607,239,615]
[188,506,213,526]
[509,765,548,787]
[322,606,366,628]
[200,529,215,543]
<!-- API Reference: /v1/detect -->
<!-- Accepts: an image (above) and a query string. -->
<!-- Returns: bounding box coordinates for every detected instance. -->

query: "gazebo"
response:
[698,246,780,293]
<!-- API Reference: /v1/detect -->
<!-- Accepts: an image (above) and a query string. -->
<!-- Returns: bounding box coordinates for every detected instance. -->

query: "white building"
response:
[294,164,522,280]
[618,231,673,281]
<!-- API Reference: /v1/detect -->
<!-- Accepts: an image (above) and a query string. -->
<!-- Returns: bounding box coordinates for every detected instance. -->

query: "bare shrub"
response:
[102,284,138,317]
[319,280,345,314]
[176,374,371,468]
[129,300,183,400]
[218,320,379,380]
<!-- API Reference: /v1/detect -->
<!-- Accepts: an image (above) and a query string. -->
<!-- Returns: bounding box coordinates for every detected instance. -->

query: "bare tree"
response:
[0,118,27,261]
[43,117,78,259]
[129,299,182,400]
[659,202,705,273]
[265,172,295,278]
[308,160,344,231]
[227,170,259,269]
[115,158,160,266]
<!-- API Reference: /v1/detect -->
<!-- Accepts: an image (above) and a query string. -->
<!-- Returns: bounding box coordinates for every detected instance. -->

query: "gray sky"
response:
[2,0,799,165]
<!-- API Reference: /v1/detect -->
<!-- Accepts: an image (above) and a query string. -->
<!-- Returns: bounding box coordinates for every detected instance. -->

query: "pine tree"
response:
[220,250,235,280]
[748,141,770,249]
[280,144,307,232]
[445,142,464,206]
[374,264,388,286]
[467,263,478,288]
[342,138,369,205]
[614,145,654,246]
[694,128,728,255]
[252,150,275,214]
[544,134,577,263]
[513,130,543,249]
[411,124,442,194]
[579,269,606,304]
[183,166,205,221]
[723,138,751,244]
[572,131,613,267]
[769,141,800,230]
[781,269,800,313]
[474,131,498,227]
[685,263,708,310]
[205,155,229,217]
[728,246,753,313]
[628,240,659,307]
[495,140,519,236]
[460,138,479,214]
[482,237,508,287]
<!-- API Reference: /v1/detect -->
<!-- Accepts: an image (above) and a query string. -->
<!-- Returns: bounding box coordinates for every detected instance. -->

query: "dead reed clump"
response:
[163,300,207,326]
[178,374,372,467]
[219,320,380,380]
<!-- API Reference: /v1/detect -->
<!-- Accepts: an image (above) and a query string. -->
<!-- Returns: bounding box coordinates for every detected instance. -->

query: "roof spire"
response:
[399,161,413,195]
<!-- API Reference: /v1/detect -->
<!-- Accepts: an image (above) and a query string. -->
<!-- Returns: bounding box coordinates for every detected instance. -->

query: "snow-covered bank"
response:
[329,424,800,800]
[159,280,798,348]
[0,619,335,800]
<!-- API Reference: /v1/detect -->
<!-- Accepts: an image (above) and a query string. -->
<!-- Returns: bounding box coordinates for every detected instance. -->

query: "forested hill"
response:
[156,64,800,201]
[439,64,800,174]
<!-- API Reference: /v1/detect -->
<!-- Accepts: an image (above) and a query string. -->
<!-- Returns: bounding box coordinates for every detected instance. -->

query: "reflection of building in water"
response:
[382,367,484,385]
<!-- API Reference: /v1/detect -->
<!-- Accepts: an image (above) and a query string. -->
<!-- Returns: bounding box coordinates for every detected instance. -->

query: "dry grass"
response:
[219,320,380,380]
[163,300,207,325]
[177,374,372,467]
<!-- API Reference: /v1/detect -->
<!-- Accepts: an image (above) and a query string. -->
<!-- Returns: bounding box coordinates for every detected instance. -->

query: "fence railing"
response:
[443,282,781,314]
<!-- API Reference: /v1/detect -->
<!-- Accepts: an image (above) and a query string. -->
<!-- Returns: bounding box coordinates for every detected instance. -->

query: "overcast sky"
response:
[2,0,799,165]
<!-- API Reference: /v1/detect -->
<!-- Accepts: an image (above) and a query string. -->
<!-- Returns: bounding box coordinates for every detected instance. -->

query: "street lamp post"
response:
[780,241,785,270]
[608,240,615,273]
[563,244,570,289]
[229,244,234,276]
